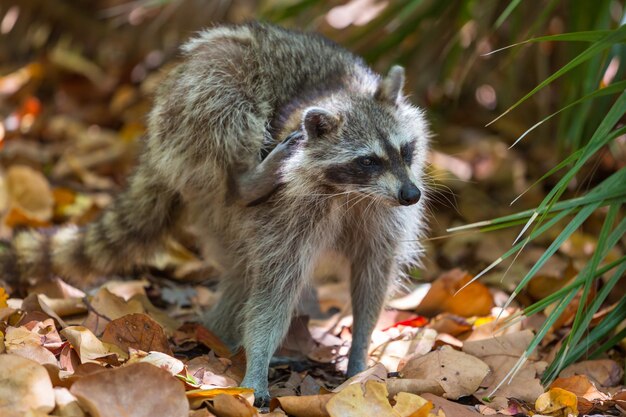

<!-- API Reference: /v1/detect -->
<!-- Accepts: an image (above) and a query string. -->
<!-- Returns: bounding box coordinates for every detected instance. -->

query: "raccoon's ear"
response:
[302,107,342,138]
[375,65,405,105]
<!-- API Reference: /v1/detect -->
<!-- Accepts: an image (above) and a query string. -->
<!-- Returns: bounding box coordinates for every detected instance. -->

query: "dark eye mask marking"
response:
[324,162,383,185]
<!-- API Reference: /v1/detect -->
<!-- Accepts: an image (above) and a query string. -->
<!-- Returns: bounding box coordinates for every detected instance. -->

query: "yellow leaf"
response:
[326,380,400,417]
[186,387,254,399]
[0,287,8,308]
[535,387,578,417]
[408,402,434,417]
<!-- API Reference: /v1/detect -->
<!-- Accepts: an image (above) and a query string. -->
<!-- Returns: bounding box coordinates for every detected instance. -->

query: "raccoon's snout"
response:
[398,183,421,206]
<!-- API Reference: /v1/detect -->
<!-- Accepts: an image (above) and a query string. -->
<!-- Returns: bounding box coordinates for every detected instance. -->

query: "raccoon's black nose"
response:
[398,184,421,206]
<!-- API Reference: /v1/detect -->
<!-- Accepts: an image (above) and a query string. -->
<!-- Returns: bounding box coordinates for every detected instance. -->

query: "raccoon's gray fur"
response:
[2,23,429,403]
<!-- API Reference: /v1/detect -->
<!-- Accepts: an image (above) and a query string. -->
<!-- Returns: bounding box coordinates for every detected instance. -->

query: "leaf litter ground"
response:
[0,51,625,417]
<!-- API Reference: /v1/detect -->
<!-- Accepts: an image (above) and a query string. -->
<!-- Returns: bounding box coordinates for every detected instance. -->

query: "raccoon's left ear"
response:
[375,65,405,105]
[302,107,342,139]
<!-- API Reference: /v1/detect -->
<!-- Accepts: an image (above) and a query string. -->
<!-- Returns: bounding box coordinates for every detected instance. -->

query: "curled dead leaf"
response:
[4,165,54,227]
[270,394,333,417]
[401,346,489,399]
[415,269,493,318]
[61,326,128,364]
[101,313,172,355]
[535,387,578,417]
[0,354,55,414]
[70,362,189,417]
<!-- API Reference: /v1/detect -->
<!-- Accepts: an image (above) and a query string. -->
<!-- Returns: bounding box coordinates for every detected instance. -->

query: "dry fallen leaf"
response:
[70,362,189,417]
[332,362,388,393]
[464,330,545,409]
[559,359,623,387]
[54,387,85,417]
[0,354,55,415]
[420,393,482,417]
[209,393,257,417]
[271,394,334,417]
[326,380,399,417]
[61,326,128,364]
[550,374,611,414]
[535,387,578,417]
[101,313,172,355]
[372,328,437,372]
[392,392,434,417]
[128,350,185,376]
[400,345,490,399]
[0,288,8,308]
[414,269,493,318]
[4,165,54,227]
[462,329,536,357]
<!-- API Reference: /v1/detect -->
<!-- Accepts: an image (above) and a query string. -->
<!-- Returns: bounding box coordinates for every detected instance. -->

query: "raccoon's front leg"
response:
[235,131,304,206]
[347,250,394,376]
[240,249,311,405]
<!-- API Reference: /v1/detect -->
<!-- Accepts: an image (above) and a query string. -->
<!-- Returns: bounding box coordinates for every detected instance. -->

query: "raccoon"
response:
[2,23,429,404]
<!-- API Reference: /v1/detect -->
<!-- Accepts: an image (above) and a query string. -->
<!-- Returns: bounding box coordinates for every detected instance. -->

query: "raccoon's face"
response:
[293,66,428,207]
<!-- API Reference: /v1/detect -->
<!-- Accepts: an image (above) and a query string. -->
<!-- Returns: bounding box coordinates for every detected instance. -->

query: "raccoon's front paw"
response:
[241,379,271,408]
[275,131,305,157]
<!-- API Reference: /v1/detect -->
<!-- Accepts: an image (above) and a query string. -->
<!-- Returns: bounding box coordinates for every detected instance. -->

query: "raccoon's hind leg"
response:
[6,162,182,287]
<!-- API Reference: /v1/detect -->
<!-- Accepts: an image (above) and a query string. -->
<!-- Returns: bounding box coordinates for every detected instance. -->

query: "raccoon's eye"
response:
[357,156,380,167]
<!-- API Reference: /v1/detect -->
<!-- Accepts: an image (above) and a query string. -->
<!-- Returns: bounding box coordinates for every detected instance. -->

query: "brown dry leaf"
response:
[38,294,86,317]
[190,409,218,417]
[373,328,437,372]
[464,330,545,408]
[188,388,255,409]
[271,394,333,417]
[0,354,55,415]
[4,165,54,227]
[209,394,257,417]
[26,318,64,352]
[550,375,610,414]
[415,269,493,318]
[128,350,185,376]
[102,279,149,300]
[559,359,623,387]
[82,288,144,335]
[6,342,58,367]
[392,392,433,417]
[420,392,486,416]
[462,329,536,358]
[427,314,472,337]
[129,293,181,335]
[332,362,387,392]
[61,326,128,363]
[54,387,85,417]
[187,353,242,387]
[195,324,234,358]
[475,355,545,409]
[388,284,431,311]
[386,378,444,398]
[400,345,489,399]
[70,362,189,417]
[101,313,172,355]
[4,324,42,350]
[535,387,578,417]
[326,380,399,417]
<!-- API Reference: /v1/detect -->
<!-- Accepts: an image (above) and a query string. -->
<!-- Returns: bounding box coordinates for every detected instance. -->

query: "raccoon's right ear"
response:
[302,107,342,139]
[375,65,405,105]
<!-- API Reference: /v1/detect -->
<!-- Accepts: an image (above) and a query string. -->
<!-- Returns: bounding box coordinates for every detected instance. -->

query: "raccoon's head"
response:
[286,66,429,207]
